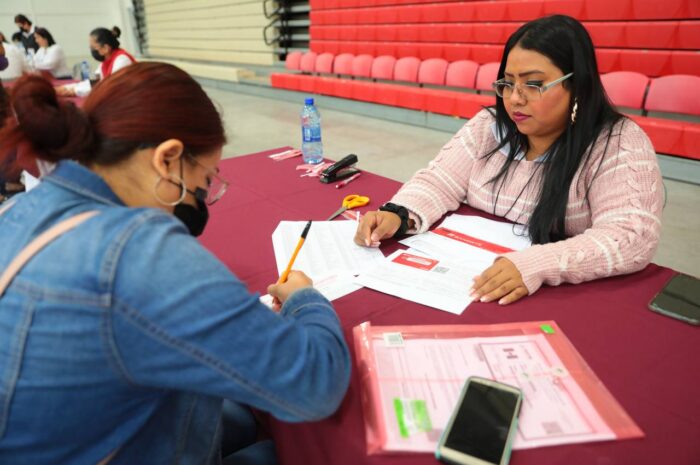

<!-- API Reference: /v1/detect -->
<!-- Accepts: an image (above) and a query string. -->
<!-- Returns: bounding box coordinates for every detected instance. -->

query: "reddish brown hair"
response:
[0,62,226,168]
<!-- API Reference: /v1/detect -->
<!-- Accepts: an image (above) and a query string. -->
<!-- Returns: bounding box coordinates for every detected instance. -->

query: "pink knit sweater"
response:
[391,109,664,294]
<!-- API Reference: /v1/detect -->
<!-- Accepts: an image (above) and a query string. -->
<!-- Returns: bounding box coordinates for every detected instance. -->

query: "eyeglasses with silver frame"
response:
[492,72,574,101]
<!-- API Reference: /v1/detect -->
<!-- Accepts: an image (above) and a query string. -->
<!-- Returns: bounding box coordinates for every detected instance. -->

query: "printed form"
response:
[400,215,531,271]
[355,215,532,313]
[272,220,384,301]
[355,250,476,314]
[372,334,615,452]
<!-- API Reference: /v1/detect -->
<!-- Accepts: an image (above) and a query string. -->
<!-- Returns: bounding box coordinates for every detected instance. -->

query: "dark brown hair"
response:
[0,62,226,167]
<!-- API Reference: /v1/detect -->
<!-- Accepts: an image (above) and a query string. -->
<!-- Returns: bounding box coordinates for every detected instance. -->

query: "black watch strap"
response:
[379,202,410,237]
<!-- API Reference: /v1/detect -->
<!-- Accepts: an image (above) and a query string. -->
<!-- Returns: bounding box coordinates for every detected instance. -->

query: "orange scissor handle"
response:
[342,194,370,210]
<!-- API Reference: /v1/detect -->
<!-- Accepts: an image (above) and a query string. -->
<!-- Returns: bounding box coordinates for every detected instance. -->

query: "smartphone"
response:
[436,377,522,465]
[648,273,700,325]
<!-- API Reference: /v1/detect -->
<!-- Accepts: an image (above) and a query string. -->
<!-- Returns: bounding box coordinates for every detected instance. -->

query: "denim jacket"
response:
[0,161,351,464]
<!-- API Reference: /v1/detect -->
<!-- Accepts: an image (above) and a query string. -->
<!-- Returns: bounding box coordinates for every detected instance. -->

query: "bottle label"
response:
[302,126,322,143]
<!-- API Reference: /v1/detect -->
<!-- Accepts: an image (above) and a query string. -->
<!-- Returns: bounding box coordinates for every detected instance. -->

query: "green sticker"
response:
[393,398,432,438]
[540,324,555,334]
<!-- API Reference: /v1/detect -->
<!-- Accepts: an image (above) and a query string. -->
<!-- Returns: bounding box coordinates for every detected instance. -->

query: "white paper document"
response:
[400,215,531,273]
[372,334,615,452]
[272,221,383,299]
[260,270,361,305]
[355,249,475,314]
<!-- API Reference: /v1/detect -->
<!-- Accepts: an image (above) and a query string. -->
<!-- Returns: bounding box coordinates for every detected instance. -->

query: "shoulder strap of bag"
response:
[0,210,100,297]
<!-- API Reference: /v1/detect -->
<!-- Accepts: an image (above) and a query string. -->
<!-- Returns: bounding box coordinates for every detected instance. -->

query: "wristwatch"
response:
[379,202,410,237]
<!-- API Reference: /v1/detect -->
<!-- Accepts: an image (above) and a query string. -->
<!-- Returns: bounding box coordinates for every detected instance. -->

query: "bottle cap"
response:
[304,97,314,105]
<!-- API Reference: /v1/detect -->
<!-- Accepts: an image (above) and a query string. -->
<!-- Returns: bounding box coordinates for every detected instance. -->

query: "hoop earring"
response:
[570,99,578,125]
[153,175,186,206]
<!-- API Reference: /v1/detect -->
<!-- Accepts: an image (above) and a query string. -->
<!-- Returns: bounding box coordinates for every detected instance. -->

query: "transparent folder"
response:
[353,320,644,454]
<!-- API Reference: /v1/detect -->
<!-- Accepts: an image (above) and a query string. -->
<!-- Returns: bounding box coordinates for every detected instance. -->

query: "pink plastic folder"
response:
[353,321,644,455]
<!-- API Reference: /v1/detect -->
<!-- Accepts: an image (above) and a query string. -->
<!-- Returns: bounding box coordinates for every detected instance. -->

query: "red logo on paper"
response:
[432,227,515,254]
[392,253,439,271]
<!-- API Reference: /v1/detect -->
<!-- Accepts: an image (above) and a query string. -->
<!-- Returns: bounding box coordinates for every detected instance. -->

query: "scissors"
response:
[326,194,370,221]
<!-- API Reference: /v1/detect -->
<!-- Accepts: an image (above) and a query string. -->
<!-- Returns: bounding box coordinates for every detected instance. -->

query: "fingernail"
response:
[480,296,490,302]
[365,239,371,246]
[371,241,381,248]
[498,298,506,305]
[370,234,378,242]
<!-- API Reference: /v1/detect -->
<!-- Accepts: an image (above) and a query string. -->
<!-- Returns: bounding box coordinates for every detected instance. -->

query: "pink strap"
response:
[0,211,99,297]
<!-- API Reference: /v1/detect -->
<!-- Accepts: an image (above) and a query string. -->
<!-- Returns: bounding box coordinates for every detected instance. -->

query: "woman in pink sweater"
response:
[355,15,663,305]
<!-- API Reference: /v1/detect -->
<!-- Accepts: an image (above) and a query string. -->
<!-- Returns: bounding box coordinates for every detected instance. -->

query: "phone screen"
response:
[650,274,700,324]
[443,381,519,464]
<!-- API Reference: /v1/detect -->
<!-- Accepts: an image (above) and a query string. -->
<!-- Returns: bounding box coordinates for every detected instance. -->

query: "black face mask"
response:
[90,48,105,62]
[173,187,209,237]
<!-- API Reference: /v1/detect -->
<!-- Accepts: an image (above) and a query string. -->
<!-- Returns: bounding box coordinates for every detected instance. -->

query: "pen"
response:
[335,172,361,189]
[277,220,312,284]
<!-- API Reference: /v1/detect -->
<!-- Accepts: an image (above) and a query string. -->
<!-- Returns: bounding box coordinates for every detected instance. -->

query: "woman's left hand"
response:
[471,257,528,305]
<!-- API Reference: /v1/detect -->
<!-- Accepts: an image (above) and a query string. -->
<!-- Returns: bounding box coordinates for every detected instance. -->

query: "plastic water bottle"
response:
[26,49,35,72]
[301,98,324,164]
[80,60,90,81]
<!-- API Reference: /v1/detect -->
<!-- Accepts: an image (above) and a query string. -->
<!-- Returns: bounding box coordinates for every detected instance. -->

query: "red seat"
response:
[585,22,625,48]
[333,53,354,75]
[285,51,303,71]
[584,0,632,20]
[632,0,693,20]
[315,53,335,74]
[631,115,684,156]
[475,62,500,92]
[394,57,421,83]
[645,75,700,116]
[619,50,671,77]
[677,21,700,50]
[446,60,479,89]
[299,52,318,73]
[475,1,507,21]
[623,21,677,49]
[681,123,700,161]
[600,71,649,110]
[352,54,374,78]
[670,52,700,76]
[370,55,397,80]
[418,58,448,86]
[595,49,619,74]
[423,89,495,117]
[544,0,585,17]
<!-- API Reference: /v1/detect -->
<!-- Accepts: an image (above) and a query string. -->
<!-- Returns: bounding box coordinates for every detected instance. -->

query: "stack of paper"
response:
[272,220,384,301]
[355,215,532,314]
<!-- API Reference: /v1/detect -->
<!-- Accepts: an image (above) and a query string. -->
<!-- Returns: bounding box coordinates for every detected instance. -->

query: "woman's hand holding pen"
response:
[354,211,402,247]
[267,271,313,312]
[471,258,528,305]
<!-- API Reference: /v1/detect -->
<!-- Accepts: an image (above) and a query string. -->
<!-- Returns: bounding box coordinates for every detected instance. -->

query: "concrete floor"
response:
[205,86,700,277]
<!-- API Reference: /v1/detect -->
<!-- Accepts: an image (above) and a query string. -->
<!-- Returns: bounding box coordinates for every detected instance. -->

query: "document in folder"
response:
[353,321,644,455]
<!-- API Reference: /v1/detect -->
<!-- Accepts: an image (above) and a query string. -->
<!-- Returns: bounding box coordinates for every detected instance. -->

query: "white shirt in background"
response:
[33,44,71,78]
[0,42,29,80]
[72,54,134,97]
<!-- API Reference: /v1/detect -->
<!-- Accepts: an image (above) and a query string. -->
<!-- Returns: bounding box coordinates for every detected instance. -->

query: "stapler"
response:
[319,154,360,184]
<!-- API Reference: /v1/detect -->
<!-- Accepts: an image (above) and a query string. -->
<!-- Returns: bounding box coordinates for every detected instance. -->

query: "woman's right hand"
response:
[55,86,75,97]
[354,211,402,247]
[267,271,313,311]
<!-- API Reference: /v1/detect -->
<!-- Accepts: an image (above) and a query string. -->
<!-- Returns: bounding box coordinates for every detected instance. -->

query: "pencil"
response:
[277,220,312,284]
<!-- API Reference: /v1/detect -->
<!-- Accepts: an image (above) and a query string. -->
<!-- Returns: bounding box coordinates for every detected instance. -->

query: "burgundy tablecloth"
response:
[200,148,699,465]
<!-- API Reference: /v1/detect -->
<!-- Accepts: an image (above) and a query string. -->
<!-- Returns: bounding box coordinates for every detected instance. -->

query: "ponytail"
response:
[0,75,97,165]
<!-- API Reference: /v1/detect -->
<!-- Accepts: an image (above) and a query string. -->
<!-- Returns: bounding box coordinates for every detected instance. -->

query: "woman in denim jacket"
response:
[0,63,351,464]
